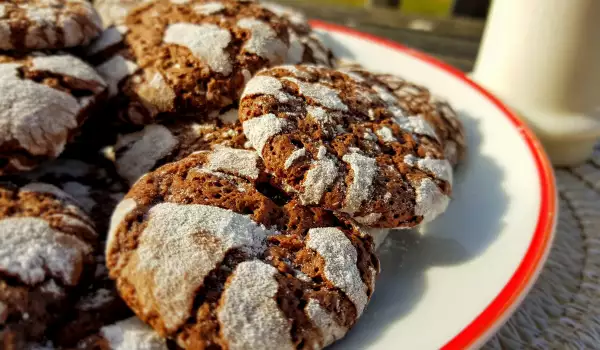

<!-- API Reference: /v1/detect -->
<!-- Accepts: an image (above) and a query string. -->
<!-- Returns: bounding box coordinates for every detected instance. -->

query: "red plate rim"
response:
[310,19,558,349]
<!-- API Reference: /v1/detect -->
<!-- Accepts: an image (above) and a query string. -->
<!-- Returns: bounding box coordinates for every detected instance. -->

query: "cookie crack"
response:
[174,248,251,348]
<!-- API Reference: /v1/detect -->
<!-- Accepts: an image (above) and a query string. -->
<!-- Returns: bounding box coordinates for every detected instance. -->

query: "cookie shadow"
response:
[331,111,509,349]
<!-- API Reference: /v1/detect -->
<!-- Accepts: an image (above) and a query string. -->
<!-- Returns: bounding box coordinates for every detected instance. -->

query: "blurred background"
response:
[277,0,492,72]
[302,0,491,18]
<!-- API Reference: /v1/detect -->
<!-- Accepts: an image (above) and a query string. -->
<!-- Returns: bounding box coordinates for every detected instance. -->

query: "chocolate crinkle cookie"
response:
[339,67,467,166]
[239,64,454,228]
[109,108,247,185]
[19,158,128,236]
[86,0,334,125]
[106,148,379,349]
[0,182,97,349]
[0,0,103,51]
[0,53,107,175]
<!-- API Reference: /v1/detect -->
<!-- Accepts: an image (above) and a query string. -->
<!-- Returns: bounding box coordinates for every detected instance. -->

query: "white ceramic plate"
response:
[312,21,558,350]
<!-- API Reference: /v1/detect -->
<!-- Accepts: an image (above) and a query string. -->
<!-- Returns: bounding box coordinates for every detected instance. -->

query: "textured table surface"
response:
[485,150,600,348]
[282,2,600,348]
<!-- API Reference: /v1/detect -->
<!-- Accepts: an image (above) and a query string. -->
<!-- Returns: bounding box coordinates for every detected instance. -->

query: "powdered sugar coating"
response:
[376,126,396,143]
[86,27,124,56]
[136,71,177,113]
[207,146,260,180]
[0,62,80,157]
[363,129,376,141]
[373,84,398,106]
[193,2,225,15]
[341,150,378,214]
[220,127,237,138]
[241,66,455,228]
[242,113,292,154]
[25,7,59,45]
[106,148,379,348]
[120,203,275,331]
[341,68,365,82]
[283,77,348,111]
[306,105,336,134]
[218,108,239,124]
[218,260,294,350]
[114,124,179,185]
[343,68,465,166]
[404,154,453,184]
[284,148,306,169]
[414,178,450,224]
[94,0,153,26]
[368,73,466,166]
[99,0,307,123]
[241,75,290,102]
[237,18,288,65]
[96,55,139,96]
[394,115,438,140]
[107,198,137,253]
[0,217,91,286]
[0,0,102,50]
[31,55,106,88]
[261,2,307,28]
[305,299,347,347]
[299,146,338,205]
[354,213,382,226]
[101,317,167,350]
[278,65,312,79]
[163,23,232,75]
[306,227,368,315]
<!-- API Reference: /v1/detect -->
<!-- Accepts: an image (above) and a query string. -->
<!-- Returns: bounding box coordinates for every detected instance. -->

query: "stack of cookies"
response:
[0,0,466,349]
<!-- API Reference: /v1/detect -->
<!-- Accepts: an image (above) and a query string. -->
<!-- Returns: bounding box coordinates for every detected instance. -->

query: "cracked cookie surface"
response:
[0,0,102,51]
[106,148,379,349]
[0,53,107,175]
[239,65,454,228]
[87,0,334,125]
[339,67,467,166]
[110,107,247,185]
[0,182,97,348]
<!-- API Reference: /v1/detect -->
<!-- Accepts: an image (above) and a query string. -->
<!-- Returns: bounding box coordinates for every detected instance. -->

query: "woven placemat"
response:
[484,146,600,349]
